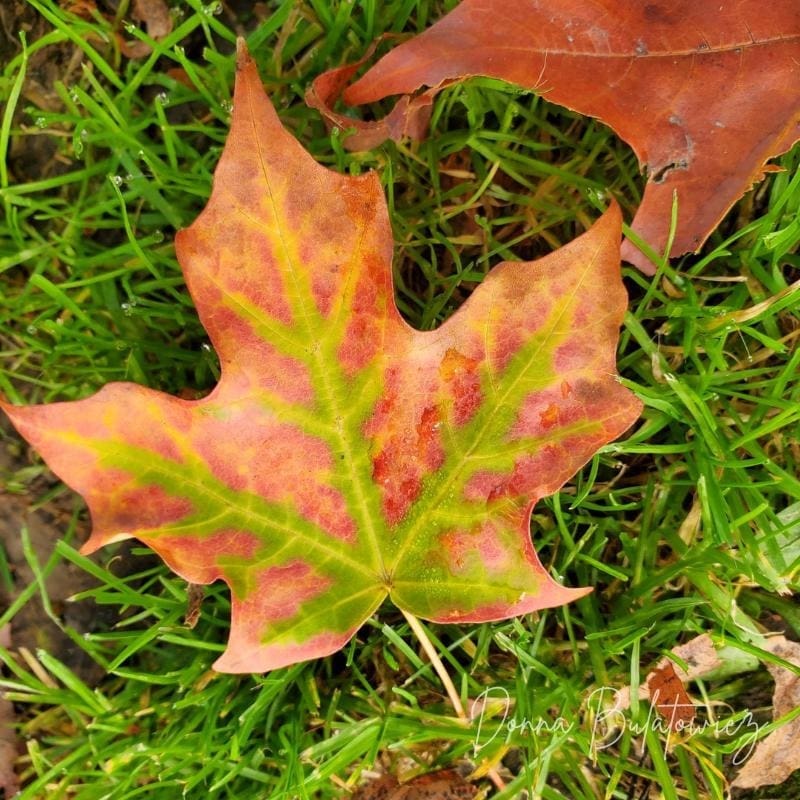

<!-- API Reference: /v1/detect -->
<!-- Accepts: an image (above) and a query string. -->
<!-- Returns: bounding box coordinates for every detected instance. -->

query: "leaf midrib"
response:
[245,80,387,582]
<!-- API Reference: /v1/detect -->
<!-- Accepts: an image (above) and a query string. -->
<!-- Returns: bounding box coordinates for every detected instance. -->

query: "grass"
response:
[0,0,799,797]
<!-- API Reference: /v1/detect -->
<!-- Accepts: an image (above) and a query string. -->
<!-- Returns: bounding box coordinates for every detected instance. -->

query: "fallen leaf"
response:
[166,67,198,91]
[613,634,727,711]
[314,0,800,273]
[669,633,724,680]
[646,661,695,732]
[60,0,98,18]
[0,41,641,673]
[606,634,800,788]
[353,776,399,800]
[120,0,173,59]
[353,769,476,799]
[732,636,800,790]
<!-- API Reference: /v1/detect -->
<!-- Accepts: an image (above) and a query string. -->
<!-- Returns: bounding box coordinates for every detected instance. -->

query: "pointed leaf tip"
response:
[235,37,251,70]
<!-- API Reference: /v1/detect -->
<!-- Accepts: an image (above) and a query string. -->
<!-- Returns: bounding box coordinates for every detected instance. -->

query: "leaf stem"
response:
[401,609,506,791]
[400,608,465,718]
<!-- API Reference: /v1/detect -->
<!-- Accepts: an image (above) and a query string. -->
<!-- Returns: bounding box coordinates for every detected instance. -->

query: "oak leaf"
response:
[0,42,641,673]
[309,0,800,273]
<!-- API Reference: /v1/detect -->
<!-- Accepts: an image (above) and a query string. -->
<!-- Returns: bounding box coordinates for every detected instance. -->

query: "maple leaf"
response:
[308,0,800,273]
[0,42,641,673]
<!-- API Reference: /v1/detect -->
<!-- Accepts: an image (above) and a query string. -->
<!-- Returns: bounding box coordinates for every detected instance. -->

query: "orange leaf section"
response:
[316,0,800,273]
[646,661,695,733]
[1,42,641,673]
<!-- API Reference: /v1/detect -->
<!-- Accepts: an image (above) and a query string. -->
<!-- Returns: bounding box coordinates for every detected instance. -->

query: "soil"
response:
[0,417,112,794]
[0,1,84,184]
[0,419,110,681]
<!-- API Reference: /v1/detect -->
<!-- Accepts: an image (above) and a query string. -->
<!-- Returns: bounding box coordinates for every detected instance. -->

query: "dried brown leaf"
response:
[353,769,477,800]
[120,0,172,59]
[646,661,695,733]
[732,636,800,790]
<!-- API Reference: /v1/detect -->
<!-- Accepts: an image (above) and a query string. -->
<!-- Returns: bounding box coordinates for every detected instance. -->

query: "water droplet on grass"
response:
[109,175,123,187]
[26,324,37,335]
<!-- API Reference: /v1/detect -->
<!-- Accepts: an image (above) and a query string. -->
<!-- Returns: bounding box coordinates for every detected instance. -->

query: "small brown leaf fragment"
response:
[615,634,725,714]
[732,636,800,790]
[184,583,204,629]
[646,661,695,733]
[353,775,399,800]
[166,67,198,91]
[353,769,477,800]
[61,0,98,18]
[133,0,171,38]
[120,0,173,59]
